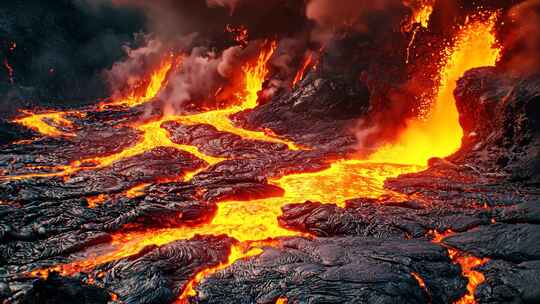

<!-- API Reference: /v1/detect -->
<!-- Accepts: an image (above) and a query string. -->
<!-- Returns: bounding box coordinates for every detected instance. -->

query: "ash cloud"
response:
[500,0,540,76]
[0,0,145,116]
[306,0,404,43]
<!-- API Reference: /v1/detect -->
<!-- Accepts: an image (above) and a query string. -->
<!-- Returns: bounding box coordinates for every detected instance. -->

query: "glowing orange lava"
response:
[430,230,489,304]
[292,52,314,87]
[14,110,75,137]
[86,194,107,208]
[106,55,175,108]
[24,13,502,304]
[412,1,434,28]
[449,249,490,304]
[371,13,501,165]
[125,183,149,198]
[177,241,276,303]
[177,42,301,150]
[411,272,427,290]
[275,298,288,304]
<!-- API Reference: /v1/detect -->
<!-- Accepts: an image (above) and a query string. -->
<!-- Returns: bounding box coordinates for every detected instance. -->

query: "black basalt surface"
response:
[0,68,539,304]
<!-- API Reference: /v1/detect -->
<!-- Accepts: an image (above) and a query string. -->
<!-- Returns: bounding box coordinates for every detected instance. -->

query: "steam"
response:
[105,38,164,95]
[158,41,262,114]
[305,0,403,43]
[502,0,540,76]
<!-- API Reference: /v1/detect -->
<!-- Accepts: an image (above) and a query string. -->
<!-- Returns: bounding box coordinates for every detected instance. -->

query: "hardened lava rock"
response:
[92,235,234,304]
[453,67,540,181]
[192,237,465,304]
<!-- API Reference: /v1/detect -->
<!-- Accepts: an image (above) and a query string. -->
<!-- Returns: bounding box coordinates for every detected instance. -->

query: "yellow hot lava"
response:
[431,230,489,304]
[449,249,490,304]
[177,42,300,150]
[26,14,501,303]
[411,1,434,28]
[14,110,75,137]
[106,55,175,108]
[370,13,501,165]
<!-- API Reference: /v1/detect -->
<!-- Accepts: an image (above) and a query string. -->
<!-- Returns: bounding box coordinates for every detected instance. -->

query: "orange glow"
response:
[177,241,274,303]
[14,110,74,137]
[275,298,288,304]
[125,183,148,198]
[177,42,301,150]
[292,52,314,87]
[35,160,420,277]
[413,1,434,28]
[429,229,455,243]
[430,230,488,304]
[107,55,175,108]
[370,14,501,166]
[225,24,249,46]
[449,249,489,304]
[23,15,502,302]
[86,194,107,208]
[403,0,434,31]
[411,272,427,290]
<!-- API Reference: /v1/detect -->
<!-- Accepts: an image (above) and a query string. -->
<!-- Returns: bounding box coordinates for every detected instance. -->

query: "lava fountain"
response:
[370,13,501,166]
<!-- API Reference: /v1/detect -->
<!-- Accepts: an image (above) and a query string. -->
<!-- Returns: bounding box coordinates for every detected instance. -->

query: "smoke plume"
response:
[501,0,540,76]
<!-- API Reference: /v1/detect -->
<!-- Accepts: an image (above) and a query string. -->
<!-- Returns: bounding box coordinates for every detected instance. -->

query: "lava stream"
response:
[14,110,76,137]
[431,230,490,304]
[25,13,501,304]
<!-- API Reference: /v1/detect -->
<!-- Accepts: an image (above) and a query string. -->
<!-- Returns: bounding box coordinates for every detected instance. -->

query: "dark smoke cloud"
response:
[0,0,145,116]
[500,0,540,76]
[306,0,405,43]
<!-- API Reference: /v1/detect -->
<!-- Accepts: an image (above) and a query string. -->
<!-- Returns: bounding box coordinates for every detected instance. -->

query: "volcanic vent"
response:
[1,1,539,304]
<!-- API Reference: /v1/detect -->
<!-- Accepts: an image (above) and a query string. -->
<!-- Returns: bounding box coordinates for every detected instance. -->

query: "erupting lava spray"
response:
[370,13,501,166]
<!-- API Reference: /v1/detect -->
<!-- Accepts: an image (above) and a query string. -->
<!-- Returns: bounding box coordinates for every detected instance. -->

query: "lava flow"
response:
[431,230,490,304]
[19,11,501,304]
[14,110,75,137]
[450,249,490,304]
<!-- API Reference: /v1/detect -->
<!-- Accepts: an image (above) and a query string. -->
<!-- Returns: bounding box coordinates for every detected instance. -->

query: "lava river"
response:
[14,12,501,304]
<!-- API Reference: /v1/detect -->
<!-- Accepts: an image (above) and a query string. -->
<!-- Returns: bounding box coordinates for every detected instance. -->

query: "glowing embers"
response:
[106,55,176,108]
[14,110,76,137]
[370,13,501,166]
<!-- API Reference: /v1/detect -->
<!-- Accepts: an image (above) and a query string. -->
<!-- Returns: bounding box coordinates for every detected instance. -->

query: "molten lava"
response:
[431,230,489,304]
[411,272,427,290]
[14,110,75,137]
[176,241,276,303]
[370,13,501,165]
[22,12,503,303]
[449,249,490,304]
[177,42,301,150]
[106,55,175,108]
[292,52,314,87]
